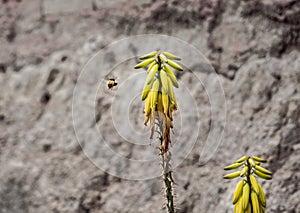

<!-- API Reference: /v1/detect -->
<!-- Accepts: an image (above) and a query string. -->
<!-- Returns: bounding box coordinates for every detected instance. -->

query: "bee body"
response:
[106,79,118,89]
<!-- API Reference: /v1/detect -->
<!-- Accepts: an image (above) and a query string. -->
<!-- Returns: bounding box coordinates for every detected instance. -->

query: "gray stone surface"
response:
[44,0,92,14]
[0,0,299,212]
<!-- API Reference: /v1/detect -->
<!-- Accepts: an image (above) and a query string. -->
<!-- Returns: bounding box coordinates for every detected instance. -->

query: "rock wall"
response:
[0,0,299,212]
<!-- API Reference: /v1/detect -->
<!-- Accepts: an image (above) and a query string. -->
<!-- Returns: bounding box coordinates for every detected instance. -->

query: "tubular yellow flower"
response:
[163,65,179,88]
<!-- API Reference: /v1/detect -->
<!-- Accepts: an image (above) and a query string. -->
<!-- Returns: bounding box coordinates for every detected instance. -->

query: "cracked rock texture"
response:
[0,0,299,212]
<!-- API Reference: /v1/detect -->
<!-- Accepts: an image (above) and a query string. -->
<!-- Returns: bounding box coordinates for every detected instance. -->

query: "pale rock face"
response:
[0,0,299,212]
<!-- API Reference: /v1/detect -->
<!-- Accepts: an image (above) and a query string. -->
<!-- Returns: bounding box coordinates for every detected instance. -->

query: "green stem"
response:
[246,157,253,213]
[158,120,175,213]
[161,146,175,212]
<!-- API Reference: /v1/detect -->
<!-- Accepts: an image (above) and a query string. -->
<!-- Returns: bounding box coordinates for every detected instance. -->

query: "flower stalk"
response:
[135,51,183,213]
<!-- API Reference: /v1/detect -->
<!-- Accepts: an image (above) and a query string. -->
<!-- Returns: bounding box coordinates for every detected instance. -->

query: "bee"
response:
[106,78,118,89]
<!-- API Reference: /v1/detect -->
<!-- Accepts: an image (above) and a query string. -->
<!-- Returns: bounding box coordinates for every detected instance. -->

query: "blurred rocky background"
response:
[0,0,299,212]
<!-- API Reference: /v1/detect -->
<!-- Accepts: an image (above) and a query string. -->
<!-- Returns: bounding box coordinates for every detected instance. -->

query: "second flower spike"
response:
[224,155,272,213]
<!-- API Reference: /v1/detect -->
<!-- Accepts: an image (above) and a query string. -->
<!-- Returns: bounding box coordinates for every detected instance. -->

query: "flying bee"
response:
[106,78,118,89]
